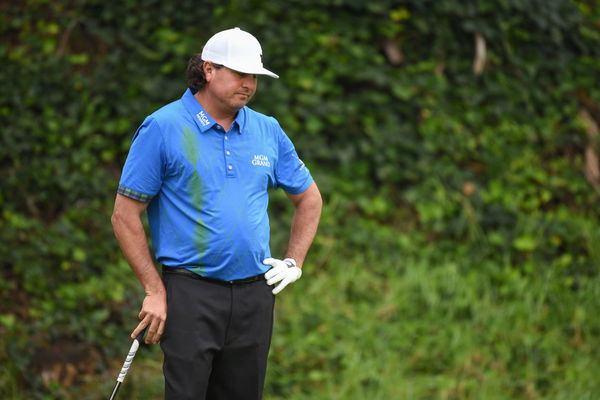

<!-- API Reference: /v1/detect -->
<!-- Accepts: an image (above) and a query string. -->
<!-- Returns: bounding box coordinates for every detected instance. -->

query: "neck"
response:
[193,90,237,130]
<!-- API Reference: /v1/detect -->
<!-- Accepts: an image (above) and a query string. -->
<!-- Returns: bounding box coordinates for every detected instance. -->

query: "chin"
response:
[231,100,249,109]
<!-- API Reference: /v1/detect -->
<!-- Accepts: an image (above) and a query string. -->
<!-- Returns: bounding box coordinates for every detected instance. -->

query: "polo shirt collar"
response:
[182,88,215,133]
[182,88,247,134]
[234,106,247,134]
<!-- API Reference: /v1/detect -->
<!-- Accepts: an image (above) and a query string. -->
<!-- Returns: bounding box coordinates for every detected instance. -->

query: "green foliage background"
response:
[2,0,600,399]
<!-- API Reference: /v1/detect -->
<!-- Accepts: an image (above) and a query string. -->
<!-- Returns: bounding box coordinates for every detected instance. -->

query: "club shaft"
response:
[109,381,121,400]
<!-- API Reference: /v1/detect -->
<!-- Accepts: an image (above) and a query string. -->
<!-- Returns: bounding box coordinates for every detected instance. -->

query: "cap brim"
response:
[258,68,279,79]
[222,61,279,78]
[234,65,279,79]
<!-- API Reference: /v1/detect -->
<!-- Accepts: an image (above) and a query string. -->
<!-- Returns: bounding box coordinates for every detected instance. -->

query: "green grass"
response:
[261,236,600,400]
[13,233,600,400]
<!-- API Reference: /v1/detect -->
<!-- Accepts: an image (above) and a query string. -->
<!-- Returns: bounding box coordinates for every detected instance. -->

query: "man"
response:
[111,27,322,399]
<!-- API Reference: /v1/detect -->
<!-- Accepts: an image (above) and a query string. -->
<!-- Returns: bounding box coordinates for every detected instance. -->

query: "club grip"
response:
[116,326,148,383]
[116,340,139,383]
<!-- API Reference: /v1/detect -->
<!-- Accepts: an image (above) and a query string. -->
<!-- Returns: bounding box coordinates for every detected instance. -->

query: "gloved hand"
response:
[263,258,302,295]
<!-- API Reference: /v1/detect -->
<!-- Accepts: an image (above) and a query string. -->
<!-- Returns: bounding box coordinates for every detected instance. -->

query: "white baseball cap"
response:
[201,27,279,79]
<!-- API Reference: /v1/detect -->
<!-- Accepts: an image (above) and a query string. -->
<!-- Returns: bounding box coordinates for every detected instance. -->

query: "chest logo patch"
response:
[252,154,271,167]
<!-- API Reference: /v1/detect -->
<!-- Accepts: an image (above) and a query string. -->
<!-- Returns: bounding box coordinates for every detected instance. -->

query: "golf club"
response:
[108,326,148,400]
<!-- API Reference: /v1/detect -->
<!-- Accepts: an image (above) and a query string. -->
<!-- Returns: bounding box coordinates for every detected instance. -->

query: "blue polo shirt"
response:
[118,89,313,280]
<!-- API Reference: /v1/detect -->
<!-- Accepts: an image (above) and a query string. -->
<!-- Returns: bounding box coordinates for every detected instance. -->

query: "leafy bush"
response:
[1,0,599,398]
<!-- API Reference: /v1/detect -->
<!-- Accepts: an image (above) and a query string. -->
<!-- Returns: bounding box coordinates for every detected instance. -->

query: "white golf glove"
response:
[263,258,302,295]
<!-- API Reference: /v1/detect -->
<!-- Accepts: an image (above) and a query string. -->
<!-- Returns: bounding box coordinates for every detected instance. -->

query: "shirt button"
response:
[228,165,233,170]
[226,151,231,156]
[224,136,228,140]
[216,125,222,130]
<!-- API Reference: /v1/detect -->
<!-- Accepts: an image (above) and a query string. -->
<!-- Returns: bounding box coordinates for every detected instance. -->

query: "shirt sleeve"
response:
[274,125,313,194]
[117,117,165,202]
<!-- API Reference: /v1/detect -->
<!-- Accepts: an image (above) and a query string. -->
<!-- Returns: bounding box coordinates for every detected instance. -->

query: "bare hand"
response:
[131,291,167,344]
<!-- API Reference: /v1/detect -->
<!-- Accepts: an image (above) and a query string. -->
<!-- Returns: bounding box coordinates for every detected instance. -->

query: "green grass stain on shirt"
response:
[181,126,208,273]
[182,126,200,166]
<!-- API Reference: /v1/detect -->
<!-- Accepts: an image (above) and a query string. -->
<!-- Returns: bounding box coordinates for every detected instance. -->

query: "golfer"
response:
[111,27,322,399]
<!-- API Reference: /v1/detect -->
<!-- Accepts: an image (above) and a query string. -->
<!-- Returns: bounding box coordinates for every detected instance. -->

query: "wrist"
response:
[144,281,166,297]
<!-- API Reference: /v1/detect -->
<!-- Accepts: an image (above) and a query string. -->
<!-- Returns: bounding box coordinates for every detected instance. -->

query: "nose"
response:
[240,74,257,89]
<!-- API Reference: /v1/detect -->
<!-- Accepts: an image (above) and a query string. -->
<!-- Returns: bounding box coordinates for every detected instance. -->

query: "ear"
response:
[203,62,216,82]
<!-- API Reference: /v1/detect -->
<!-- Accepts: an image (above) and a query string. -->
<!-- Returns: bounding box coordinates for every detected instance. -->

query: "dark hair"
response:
[186,54,222,93]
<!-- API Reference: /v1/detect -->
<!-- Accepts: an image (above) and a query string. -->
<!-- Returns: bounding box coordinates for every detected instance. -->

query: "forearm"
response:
[111,210,164,295]
[111,195,166,343]
[285,183,323,268]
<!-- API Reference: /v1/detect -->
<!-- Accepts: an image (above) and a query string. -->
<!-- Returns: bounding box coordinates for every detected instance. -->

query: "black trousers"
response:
[160,270,275,400]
